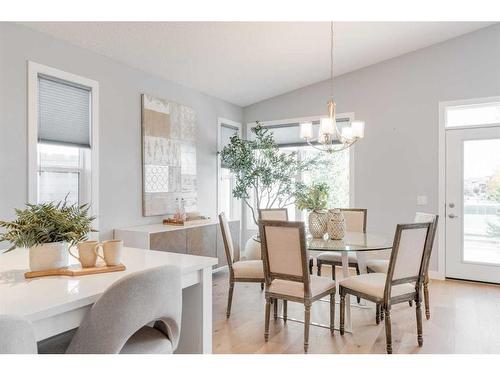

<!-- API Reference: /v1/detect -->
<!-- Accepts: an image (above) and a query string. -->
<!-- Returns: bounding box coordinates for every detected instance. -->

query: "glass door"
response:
[445,126,500,283]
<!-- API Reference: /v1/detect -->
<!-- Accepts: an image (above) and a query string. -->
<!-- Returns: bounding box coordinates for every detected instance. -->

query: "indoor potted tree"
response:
[295,182,330,238]
[0,201,96,271]
[220,122,316,259]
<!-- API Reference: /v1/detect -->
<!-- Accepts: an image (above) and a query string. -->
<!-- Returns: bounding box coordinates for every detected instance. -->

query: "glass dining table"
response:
[305,232,393,332]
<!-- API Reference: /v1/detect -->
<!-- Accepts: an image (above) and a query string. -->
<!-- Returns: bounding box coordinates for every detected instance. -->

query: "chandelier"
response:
[299,22,365,153]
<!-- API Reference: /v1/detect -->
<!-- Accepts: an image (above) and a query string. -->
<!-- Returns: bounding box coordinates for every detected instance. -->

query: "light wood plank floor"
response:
[212,267,500,354]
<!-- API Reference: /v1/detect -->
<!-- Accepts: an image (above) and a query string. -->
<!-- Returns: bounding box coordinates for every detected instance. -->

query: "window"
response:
[445,101,500,128]
[28,62,98,227]
[217,118,242,220]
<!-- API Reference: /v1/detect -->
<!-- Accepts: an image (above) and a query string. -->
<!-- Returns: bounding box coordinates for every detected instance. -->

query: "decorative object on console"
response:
[142,94,197,216]
[0,201,95,272]
[327,208,346,240]
[296,183,330,238]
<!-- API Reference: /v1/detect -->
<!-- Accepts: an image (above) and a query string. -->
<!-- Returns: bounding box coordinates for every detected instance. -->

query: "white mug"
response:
[69,240,99,268]
[96,239,123,266]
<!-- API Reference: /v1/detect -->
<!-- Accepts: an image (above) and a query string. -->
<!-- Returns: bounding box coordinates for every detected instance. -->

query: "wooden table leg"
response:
[341,252,352,332]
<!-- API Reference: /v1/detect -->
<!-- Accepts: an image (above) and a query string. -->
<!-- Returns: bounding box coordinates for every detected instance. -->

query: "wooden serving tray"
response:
[25,264,126,279]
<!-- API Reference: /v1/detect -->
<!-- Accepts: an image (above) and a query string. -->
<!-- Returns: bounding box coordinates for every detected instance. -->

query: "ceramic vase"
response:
[29,242,69,271]
[327,209,346,240]
[243,235,261,260]
[308,210,328,239]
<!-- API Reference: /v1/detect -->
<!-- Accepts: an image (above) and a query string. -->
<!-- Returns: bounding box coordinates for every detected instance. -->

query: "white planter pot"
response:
[29,242,69,272]
[243,236,261,260]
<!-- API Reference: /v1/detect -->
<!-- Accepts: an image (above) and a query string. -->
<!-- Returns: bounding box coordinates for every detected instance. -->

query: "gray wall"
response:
[0,22,242,240]
[244,24,500,272]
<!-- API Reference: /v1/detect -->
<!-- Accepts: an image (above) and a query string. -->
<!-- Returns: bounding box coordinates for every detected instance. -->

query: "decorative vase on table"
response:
[243,235,261,260]
[29,242,69,272]
[327,209,346,240]
[308,210,329,239]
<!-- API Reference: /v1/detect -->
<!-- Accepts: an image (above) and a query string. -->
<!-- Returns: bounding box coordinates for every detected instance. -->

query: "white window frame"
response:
[437,96,500,280]
[28,61,99,234]
[245,113,356,227]
[217,118,242,221]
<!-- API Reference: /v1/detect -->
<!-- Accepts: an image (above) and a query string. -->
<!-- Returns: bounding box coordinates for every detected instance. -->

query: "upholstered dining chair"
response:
[339,222,433,354]
[259,220,336,353]
[367,213,438,321]
[0,315,37,354]
[38,265,182,354]
[219,212,265,318]
[310,208,367,281]
[258,208,289,221]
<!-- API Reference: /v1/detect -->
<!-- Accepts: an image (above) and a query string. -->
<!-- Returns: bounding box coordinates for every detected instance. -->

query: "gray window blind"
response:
[220,124,239,168]
[38,74,92,148]
[248,118,350,147]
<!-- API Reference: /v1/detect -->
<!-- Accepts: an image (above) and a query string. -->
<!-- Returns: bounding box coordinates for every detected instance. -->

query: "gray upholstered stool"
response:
[0,315,37,354]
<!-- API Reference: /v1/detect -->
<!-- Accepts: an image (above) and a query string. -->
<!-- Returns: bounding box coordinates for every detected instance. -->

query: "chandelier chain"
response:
[330,21,335,99]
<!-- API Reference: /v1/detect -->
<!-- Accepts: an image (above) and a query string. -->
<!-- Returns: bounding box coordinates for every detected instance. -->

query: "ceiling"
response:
[21,22,495,107]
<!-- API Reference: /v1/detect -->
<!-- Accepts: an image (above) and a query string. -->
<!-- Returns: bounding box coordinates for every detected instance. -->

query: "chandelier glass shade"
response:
[299,22,365,153]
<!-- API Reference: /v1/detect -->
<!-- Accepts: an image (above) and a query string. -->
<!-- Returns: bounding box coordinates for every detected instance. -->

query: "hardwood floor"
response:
[212,267,500,354]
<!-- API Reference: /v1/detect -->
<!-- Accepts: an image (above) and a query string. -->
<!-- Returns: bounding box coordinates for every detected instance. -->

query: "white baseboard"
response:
[428,270,445,280]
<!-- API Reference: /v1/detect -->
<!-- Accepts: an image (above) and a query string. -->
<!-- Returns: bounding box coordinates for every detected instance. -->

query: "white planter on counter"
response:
[29,242,69,271]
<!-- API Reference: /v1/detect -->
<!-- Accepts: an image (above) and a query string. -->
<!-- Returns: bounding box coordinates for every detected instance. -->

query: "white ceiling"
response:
[21,22,495,107]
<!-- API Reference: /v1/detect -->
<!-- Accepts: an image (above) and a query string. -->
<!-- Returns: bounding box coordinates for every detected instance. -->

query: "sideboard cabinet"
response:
[114,220,240,269]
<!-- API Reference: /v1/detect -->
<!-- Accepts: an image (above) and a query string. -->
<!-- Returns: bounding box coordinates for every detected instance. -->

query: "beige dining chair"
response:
[258,208,289,221]
[259,220,336,353]
[38,265,182,354]
[367,213,438,321]
[0,315,37,354]
[339,222,433,354]
[219,212,265,318]
[311,208,367,281]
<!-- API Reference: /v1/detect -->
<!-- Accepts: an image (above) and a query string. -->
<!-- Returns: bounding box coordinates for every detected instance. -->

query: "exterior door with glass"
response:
[445,126,500,283]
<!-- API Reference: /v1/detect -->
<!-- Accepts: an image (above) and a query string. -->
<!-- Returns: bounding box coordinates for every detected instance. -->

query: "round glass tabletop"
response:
[307,232,392,252]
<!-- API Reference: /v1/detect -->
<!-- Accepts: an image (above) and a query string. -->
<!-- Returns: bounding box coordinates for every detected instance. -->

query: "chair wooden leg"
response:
[260,282,264,291]
[331,265,336,281]
[330,293,335,334]
[308,258,314,275]
[317,261,322,276]
[380,307,384,321]
[384,307,393,354]
[273,298,278,320]
[424,280,430,320]
[226,281,234,318]
[375,303,380,325]
[340,290,346,335]
[304,304,311,353]
[416,299,423,347]
[355,265,361,303]
[408,300,413,307]
[264,297,271,342]
[283,300,288,322]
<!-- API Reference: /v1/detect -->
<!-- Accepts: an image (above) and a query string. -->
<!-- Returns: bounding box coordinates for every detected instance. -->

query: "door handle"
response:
[448,213,459,219]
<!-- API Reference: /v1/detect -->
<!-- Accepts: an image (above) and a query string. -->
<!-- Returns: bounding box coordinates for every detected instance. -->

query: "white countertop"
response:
[0,247,217,322]
[116,219,238,234]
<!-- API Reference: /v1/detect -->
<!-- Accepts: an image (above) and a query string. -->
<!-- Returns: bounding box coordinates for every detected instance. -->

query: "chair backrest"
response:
[66,265,182,354]
[219,212,235,268]
[384,223,432,302]
[0,315,37,354]
[413,212,439,275]
[259,220,310,296]
[258,208,289,221]
[340,208,367,233]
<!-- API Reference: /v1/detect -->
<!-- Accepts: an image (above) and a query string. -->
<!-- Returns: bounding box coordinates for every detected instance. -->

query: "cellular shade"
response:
[38,74,91,148]
[220,123,239,168]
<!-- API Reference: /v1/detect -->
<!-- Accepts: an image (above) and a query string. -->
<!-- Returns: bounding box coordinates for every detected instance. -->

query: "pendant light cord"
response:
[330,21,335,99]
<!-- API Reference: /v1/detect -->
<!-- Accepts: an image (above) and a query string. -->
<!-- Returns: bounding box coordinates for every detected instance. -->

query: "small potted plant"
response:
[296,183,330,238]
[0,201,96,271]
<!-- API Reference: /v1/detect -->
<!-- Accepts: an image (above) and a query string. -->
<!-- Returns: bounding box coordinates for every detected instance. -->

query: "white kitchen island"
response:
[0,247,217,354]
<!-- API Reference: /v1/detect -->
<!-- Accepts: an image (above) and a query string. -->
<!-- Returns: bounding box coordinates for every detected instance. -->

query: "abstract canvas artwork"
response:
[141,94,197,216]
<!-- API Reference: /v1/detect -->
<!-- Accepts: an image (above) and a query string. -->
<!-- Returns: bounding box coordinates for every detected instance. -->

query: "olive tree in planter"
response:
[295,183,330,238]
[220,122,316,259]
[0,201,96,271]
